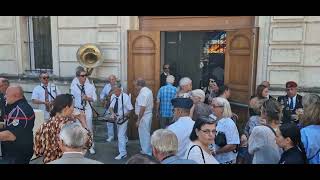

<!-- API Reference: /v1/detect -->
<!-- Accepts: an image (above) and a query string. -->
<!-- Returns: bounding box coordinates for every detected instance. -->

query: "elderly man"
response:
[176,77,192,98]
[0,78,9,122]
[156,75,177,128]
[32,71,61,121]
[109,82,133,160]
[48,122,103,164]
[277,81,303,124]
[0,86,34,164]
[70,68,97,154]
[100,74,117,142]
[167,98,194,158]
[151,129,196,164]
[135,78,153,156]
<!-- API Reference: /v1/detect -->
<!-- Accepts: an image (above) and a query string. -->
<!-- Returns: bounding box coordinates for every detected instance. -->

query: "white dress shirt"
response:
[109,93,133,115]
[167,116,195,158]
[70,82,97,110]
[31,83,61,119]
[135,87,153,115]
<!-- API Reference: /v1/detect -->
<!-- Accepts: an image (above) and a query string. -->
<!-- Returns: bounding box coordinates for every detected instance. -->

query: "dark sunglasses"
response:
[163,67,169,70]
[42,76,49,80]
[79,74,87,77]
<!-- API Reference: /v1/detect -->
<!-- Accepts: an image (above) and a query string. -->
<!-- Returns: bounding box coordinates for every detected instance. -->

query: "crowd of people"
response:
[0,63,319,164]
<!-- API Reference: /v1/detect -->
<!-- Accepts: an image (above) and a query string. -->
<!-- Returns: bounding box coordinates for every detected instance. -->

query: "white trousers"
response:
[117,121,128,155]
[138,113,152,156]
[85,107,94,149]
[106,122,114,139]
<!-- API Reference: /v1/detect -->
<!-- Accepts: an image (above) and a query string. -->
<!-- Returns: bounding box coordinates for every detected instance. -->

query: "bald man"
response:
[0,86,35,164]
[0,78,9,122]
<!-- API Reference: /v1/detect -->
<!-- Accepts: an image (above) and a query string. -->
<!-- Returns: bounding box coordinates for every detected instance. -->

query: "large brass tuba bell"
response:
[76,44,103,76]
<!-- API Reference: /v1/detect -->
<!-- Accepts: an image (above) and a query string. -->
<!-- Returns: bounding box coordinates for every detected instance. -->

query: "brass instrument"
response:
[76,44,103,76]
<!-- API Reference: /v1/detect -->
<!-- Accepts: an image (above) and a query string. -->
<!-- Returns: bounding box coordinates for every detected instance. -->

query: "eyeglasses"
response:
[42,76,49,80]
[200,129,216,135]
[209,80,215,83]
[212,105,224,108]
[163,67,169,70]
[79,74,87,77]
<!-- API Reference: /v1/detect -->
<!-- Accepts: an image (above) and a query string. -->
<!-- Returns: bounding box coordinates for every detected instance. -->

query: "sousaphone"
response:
[76,44,103,76]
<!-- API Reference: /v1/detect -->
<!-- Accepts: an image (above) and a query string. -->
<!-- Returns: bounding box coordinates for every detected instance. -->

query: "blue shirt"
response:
[301,125,320,164]
[157,83,177,117]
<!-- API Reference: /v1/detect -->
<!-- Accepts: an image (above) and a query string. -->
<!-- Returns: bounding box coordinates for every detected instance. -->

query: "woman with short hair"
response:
[190,89,212,121]
[185,117,219,164]
[211,97,240,164]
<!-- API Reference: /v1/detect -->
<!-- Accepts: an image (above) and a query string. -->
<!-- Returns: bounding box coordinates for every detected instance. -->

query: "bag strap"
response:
[41,85,55,100]
[187,145,206,164]
[262,124,276,136]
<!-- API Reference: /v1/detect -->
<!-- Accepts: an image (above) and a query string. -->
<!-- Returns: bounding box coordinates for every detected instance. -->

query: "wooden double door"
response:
[127,28,258,139]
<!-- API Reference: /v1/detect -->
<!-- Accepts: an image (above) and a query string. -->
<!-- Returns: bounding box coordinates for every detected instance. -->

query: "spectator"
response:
[34,94,93,164]
[0,86,34,164]
[190,89,212,121]
[151,129,196,164]
[126,153,160,164]
[48,122,103,164]
[248,99,282,164]
[218,85,231,100]
[160,64,171,87]
[211,97,240,164]
[185,117,219,164]
[176,77,192,98]
[300,94,320,164]
[156,75,177,128]
[276,123,307,164]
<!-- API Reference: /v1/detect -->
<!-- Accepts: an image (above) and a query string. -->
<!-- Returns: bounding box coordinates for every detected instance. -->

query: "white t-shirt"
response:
[167,116,195,158]
[31,83,61,119]
[70,82,97,110]
[214,117,240,163]
[135,87,153,115]
[109,93,133,115]
[185,142,219,164]
[100,83,112,101]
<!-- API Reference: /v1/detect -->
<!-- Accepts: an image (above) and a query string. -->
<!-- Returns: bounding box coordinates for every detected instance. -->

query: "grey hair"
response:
[76,66,86,77]
[302,93,320,108]
[59,122,88,148]
[136,79,146,87]
[112,81,122,89]
[151,129,178,156]
[0,78,9,86]
[212,97,233,118]
[179,77,192,87]
[166,75,175,84]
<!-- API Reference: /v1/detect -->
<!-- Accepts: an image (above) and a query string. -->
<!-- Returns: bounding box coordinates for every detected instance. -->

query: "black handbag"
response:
[215,131,227,147]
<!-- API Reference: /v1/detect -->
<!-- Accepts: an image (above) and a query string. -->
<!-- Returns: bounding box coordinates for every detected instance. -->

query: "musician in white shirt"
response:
[32,71,61,121]
[109,83,133,160]
[70,68,97,154]
[100,74,117,142]
[135,78,153,156]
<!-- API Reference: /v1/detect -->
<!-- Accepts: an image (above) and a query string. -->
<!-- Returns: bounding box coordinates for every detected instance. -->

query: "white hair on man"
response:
[151,129,178,156]
[191,89,206,102]
[166,75,175,84]
[212,97,233,118]
[179,77,192,87]
[59,122,88,148]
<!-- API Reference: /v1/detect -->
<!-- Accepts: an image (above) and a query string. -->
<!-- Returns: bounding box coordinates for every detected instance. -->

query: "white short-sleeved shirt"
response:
[31,83,61,119]
[135,87,153,115]
[100,83,112,101]
[109,93,133,115]
[70,82,97,110]
[214,117,240,163]
[185,142,219,164]
[167,116,195,158]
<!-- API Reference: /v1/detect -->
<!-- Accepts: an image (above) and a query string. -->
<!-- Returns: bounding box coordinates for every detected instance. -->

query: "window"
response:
[27,16,53,72]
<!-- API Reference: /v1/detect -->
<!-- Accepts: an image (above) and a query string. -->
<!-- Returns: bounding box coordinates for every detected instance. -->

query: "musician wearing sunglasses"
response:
[32,71,61,122]
[70,68,97,154]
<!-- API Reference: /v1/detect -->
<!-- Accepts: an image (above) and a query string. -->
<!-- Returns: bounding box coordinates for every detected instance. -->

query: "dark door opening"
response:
[163,31,226,89]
